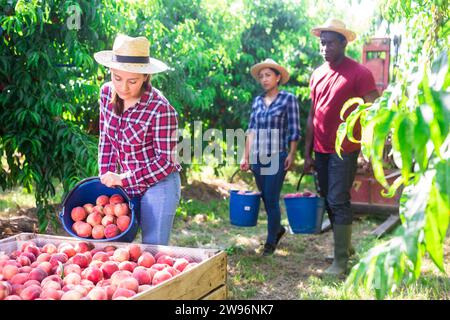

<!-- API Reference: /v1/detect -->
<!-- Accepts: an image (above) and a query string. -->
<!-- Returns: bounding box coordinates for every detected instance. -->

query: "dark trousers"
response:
[251,152,287,245]
[314,151,358,225]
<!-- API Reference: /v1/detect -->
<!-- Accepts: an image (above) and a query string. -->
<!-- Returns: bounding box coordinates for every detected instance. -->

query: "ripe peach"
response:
[80,279,95,291]
[36,253,51,263]
[49,253,69,268]
[11,284,24,296]
[41,280,61,291]
[87,287,107,300]
[137,252,155,268]
[166,266,180,277]
[24,280,41,288]
[92,225,105,239]
[74,241,93,253]
[81,267,103,284]
[118,277,139,292]
[112,288,135,299]
[109,194,124,205]
[92,252,109,262]
[173,258,190,272]
[105,285,117,300]
[72,253,89,268]
[20,251,37,263]
[118,261,136,272]
[101,214,116,227]
[103,204,116,216]
[40,288,62,300]
[63,273,81,286]
[61,290,83,300]
[96,195,110,206]
[117,215,131,232]
[4,295,22,300]
[18,266,32,273]
[132,267,152,285]
[72,221,84,234]
[16,255,31,267]
[92,205,104,215]
[128,244,142,262]
[75,222,92,238]
[1,281,13,299]
[110,270,133,287]
[24,245,40,257]
[41,275,63,287]
[10,273,30,285]
[152,270,172,286]
[86,212,103,227]
[20,284,42,300]
[29,267,47,282]
[113,248,130,263]
[89,260,103,269]
[150,263,168,271]
[157,254,175,266]
[104,224,120,238]
[83,203,95,214]
[71,206,87,222]
[38,261,53,274]
[138,285,152,293]
[100,261,119,279]
[2,264,19,280]
[63,263,81,276]
[59,245,76,258]
[103,245,117,253]
[114,203,129,217]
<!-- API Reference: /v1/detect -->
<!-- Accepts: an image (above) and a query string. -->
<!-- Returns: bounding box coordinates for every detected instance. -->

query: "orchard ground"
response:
[0,167,449,300]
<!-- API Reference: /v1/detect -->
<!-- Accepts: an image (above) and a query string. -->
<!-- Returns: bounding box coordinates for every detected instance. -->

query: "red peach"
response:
[20,284,42,300]
[74,241,93,253]
[10,273,30,285]
[96,195,110,206]
[92,205,104,215]
[152,270,172,286]
[29,268,47,282]
[109,194,124,205]
[24,245,40,257]
[105,285,117,300]
[71,206,87,222]
[113,248,130,263]
[132,268,152,285]
[16,255,31,267]
[157,254,175,266]
[81,267,103,284]
[137,252,155,268]
[103,245,117,253]
[166,266,180,277]
[59,245,76,258]
[89,260,103,269]
[110,270,133,287]
[72,221,84,234]
[76,222,92,238]
[87,287,108,300]
[92,225,105,239]
[117,215,131,232]
[128,244,142,262]
[104,224,120,239]
[20,251,36,263]
[41,280,61,291]
[101,214,116,227]
[114,203,129,217]
[103,204,116,216]
[118,261,136,272]
[72,253,89,268]
[36,253,51,263]
[38,261,53,274]
[86,212,103,227]
[100,261,119,279]
[2,264,19,280]
[63,273,81,286]
[92,252,109,262]
[18,266,32,273]
[150,263,169,271]
[118,277,139,292]
[112,288,135,299]
[83,203,95,214]
[49,253,69,268]
[41,275,63,287]
[173,258,190,272]
[40,288,62,300]
[11,284,24,296]
[61,290,83,300]
[63,263,81,276]
[24,280,41,288]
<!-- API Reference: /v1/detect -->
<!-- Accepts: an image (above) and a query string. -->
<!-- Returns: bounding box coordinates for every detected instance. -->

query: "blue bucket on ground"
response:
[284,172,325,234]
[59,177,139,242]
[229,190,261,227]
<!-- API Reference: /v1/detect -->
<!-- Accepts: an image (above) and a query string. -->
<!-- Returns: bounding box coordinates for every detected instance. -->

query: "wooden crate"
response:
[0,233,227,300]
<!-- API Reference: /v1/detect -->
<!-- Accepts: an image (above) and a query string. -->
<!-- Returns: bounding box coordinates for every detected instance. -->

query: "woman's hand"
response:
[303,156,314,173]
[100,172,123,188]
[284,153,295,171]
[240,156,250,171]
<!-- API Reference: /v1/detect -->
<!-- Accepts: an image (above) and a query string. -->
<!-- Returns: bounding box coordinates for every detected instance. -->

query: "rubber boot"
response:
[325,245,355,262]
[324,224,352,276]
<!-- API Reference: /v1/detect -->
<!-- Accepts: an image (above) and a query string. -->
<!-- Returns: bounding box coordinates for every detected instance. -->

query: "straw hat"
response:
[94,35,169,74]
[311,18,356,42]
[250,59,290,85]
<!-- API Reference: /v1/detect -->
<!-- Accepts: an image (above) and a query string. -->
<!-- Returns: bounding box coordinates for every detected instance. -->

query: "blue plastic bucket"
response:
[229,190,261,227]
[284,172,325,234]
[284,196,325,234]
[59,177,138,242]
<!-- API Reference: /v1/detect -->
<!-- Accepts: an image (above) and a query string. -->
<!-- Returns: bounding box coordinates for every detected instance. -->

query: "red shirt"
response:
[310,57,377,153]
[98,82,182,197]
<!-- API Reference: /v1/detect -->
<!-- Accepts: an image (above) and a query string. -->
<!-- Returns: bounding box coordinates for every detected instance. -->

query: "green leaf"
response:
[334,122,347,159]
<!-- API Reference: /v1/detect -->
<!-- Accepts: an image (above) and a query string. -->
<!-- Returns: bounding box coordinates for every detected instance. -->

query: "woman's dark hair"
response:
[269,68,281,85]
[111,75,151,115]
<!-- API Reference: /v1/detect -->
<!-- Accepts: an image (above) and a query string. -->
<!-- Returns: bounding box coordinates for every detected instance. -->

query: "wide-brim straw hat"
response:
[250,59,290,85]
[94,35,169,74]
[311,18,356,42]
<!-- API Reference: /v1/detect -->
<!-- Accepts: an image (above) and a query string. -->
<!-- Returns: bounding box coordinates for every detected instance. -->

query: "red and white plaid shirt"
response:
[98,82,182,197]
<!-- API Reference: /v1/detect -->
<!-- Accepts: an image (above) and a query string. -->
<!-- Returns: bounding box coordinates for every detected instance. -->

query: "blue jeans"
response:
[251,152,287,245]
[131,172,181,245]
[314,151,358,226]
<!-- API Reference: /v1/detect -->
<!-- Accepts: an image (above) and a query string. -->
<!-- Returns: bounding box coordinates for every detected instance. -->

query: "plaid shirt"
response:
[98,82,182,197]
[247,90,301,156]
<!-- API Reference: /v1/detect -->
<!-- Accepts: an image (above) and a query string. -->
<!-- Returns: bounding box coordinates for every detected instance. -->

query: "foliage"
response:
[335,0,449,299]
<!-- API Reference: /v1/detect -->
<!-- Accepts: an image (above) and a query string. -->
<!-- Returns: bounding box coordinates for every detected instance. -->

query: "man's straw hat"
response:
[311,18,356,42]
[250,59,290,85]
[94,35,169,74]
